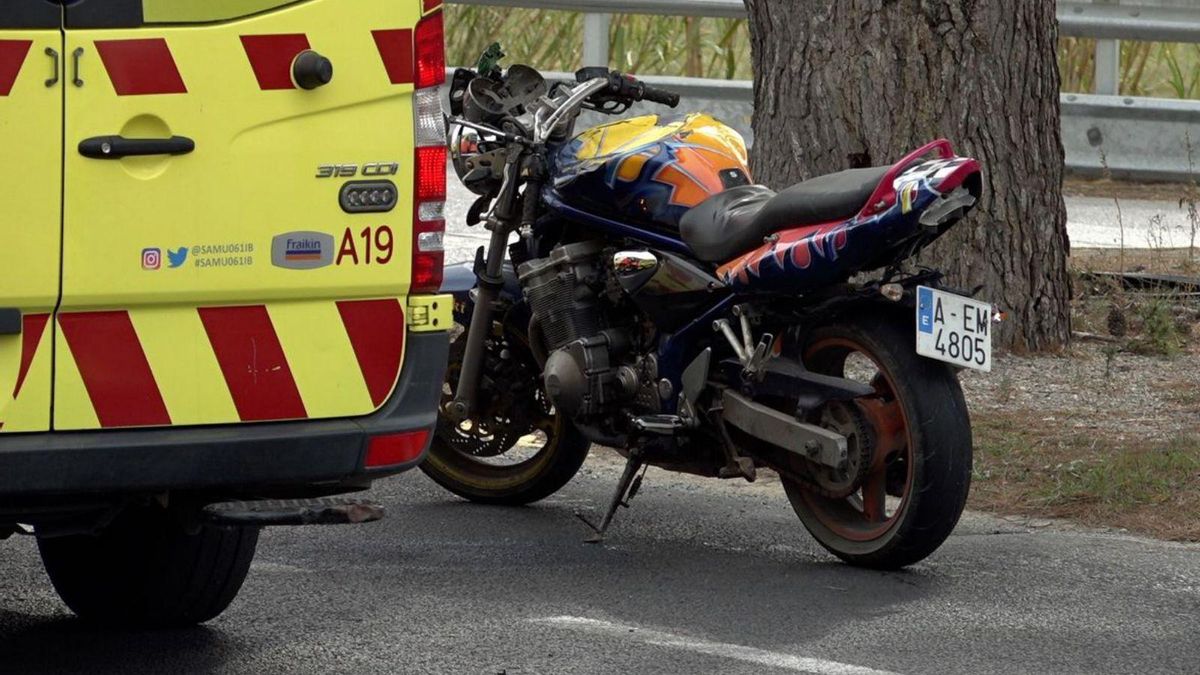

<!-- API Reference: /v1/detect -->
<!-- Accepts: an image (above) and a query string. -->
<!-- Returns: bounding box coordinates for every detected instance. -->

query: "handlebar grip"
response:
[641,85,681,108]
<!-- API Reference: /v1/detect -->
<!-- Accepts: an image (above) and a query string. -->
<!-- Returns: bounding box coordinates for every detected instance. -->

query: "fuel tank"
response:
[548,114,751,233]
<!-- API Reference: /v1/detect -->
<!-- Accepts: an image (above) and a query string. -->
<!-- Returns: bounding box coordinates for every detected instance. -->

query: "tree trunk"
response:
[744,0,1071,351]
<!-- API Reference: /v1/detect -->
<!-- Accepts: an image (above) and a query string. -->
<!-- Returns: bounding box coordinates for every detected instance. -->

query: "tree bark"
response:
[744,0,1071,351]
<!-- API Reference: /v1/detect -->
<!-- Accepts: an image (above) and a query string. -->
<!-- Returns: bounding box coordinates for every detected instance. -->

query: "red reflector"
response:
[412,249,444,294]
[365,430,430,468]
[414,11,445,89]
[415,145,447,201]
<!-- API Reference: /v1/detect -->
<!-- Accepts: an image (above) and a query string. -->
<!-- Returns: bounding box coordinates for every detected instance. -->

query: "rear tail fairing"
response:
[718,151,981,293]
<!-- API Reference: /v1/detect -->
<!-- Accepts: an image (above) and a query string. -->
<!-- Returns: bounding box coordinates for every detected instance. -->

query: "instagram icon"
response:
[142,248,162,270]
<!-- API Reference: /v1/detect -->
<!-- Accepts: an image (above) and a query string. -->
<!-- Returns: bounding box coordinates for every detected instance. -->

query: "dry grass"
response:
[1071,247,1198,276]
[1060,38,1200,99]
[1064,177,1196,202]
[970,414,1200,541]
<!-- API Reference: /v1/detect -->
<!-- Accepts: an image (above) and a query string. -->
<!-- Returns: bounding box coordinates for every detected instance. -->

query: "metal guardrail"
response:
[1059,1,1200,43]
[451,0,1200,181]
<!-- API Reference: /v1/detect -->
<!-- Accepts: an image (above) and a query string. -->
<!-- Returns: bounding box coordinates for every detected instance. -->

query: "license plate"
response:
[915,286,993,372]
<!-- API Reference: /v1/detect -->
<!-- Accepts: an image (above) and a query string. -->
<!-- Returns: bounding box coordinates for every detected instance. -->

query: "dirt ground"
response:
[961,341,1199,444]
[1064,177,1198,202]
[962,243,1200,541]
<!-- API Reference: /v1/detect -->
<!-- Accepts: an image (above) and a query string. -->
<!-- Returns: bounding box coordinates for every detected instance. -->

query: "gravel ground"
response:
[958,336,1199,442]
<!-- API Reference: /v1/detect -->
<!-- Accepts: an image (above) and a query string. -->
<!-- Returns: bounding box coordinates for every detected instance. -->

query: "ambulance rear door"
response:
[55,0,446,431]
[0,1,62,434]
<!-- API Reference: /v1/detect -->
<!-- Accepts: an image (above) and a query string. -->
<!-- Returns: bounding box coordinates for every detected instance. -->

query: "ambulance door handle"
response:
[45,48,59,87]
[72,47,84,87]
[79,135,196,159]
[0,309,20,336]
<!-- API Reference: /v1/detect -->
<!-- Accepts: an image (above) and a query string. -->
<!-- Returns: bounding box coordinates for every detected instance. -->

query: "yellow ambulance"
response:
[0,0,450,625]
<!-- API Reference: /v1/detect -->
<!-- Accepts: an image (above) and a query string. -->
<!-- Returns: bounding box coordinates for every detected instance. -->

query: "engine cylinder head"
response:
[518,241,606,351]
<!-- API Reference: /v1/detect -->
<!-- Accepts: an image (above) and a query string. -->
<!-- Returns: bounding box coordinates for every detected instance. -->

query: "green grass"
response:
[448,7,1200,99]
[1060,38,1200,99]
[1038,436,1200,509]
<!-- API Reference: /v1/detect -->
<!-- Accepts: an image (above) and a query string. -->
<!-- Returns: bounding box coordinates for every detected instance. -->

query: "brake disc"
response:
[436,332,548,458]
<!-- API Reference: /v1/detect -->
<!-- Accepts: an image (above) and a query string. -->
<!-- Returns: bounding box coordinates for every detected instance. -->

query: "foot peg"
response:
[578,449,646,544]
[633,414,686,435]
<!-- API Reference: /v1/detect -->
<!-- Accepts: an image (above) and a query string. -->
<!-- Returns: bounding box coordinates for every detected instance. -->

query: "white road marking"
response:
[530,615,900,675]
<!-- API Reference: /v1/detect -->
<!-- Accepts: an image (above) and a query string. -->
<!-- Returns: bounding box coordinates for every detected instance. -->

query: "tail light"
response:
[412,10,446,294]
[365,429,430,468]
[414,11,445,90]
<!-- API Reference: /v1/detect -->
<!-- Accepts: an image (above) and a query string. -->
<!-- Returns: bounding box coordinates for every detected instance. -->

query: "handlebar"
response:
[576,67,681,109]
[450,65,684,147]
[640,84,681,108]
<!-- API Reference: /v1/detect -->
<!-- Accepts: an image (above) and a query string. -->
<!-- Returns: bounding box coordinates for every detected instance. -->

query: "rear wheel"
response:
[781,312,972,569]
[421,323,590,505]
[38,504,259,626]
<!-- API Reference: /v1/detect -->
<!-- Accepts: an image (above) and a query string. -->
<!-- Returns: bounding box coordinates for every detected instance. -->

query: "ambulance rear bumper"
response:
[0,331,449,502]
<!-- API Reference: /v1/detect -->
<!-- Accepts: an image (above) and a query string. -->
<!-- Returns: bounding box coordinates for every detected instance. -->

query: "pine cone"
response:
[1107,305,1128,338]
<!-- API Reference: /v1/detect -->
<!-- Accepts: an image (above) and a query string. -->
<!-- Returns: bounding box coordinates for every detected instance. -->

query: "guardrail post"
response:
[1094,0,1121,95]
[582,12,611,67]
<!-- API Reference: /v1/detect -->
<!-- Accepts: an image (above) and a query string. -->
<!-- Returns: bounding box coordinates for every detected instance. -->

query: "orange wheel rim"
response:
[799,336,915,542]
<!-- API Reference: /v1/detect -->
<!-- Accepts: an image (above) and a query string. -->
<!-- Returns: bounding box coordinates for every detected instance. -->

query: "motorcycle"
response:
[427,47,992,569]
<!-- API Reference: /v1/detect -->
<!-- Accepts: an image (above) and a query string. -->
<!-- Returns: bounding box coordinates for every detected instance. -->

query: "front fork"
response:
[445,149,543,422]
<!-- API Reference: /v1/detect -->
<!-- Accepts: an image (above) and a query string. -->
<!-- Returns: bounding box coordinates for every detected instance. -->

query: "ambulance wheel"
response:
[37,504,259,627]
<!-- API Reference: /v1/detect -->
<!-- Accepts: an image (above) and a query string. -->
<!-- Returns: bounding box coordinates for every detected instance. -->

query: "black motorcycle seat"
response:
[680,166,891,263]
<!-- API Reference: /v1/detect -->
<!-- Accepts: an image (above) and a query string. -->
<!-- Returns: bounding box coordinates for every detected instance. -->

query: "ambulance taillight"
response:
[412,10,446,294]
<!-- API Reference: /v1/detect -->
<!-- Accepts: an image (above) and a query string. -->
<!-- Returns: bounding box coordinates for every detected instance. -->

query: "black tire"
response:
[422,423,591,506]
[783,311,972,570]
[38,504,259,626]
[421,326,591,506]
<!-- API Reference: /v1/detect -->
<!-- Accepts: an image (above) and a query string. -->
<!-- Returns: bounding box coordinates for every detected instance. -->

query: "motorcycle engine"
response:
[518,241,656,422]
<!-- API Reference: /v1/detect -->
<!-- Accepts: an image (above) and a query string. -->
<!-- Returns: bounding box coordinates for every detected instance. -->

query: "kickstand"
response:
[577,448,646,544]
[711,401,756,482]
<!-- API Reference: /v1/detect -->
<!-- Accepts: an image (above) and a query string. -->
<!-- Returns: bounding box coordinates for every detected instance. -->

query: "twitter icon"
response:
[167,247,189,268]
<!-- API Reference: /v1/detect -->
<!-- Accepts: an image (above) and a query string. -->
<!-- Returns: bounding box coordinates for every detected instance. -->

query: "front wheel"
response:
[421,323,591,506]
[781,312,972,569]
[38,504,259,626]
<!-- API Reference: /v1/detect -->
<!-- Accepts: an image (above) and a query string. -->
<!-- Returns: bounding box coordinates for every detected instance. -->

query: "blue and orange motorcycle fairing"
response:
[718,143,981,293]
[548,113,752,233]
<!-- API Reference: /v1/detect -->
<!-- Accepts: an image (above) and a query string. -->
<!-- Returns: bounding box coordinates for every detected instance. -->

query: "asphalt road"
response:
[2,451,1197,675]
